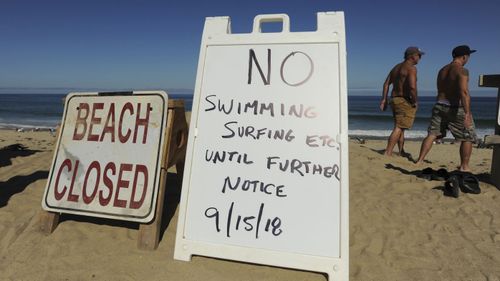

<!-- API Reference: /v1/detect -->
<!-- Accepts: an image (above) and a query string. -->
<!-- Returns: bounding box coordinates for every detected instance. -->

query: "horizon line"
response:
[0,87,497,96]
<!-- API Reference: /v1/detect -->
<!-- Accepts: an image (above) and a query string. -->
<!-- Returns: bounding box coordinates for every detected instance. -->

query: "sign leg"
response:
[137,165,169,250]
[478,76,500,189]
[137,100,188,250]
[493,89,500,189]
[39,211,60,234]
[39,123,61,235]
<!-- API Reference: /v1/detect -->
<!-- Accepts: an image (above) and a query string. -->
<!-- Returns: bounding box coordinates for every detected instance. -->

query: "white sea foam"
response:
[0,122,56,130]
[348,128,495,140]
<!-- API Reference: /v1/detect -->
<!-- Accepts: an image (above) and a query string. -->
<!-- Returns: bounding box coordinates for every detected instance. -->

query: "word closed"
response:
[53,159,148,209]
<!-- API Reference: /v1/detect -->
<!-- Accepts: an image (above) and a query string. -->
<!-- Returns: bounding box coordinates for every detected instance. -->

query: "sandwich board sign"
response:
[42,91,168,223]
[174,13,349,280]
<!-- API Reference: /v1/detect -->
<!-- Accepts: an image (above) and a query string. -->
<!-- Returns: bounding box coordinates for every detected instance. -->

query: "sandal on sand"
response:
[459,173,481,194]
[445,175,460,198]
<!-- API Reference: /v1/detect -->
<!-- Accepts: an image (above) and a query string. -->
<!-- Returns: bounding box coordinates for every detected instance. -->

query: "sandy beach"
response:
[1,119,499,280]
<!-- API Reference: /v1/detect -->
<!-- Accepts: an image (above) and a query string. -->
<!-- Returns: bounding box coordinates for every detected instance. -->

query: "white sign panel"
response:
[175,13,348,280]
[42,91,168,223]
[497,99,500,126]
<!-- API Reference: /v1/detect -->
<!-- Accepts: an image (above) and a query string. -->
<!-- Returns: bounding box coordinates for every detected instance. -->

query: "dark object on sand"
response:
[419,167,449,181]
[433,168,449,181]
[444,172,481,197]
[420,167,434,180]
[0,144,28,151]
[458,173,481,194]
[445,174,460,198]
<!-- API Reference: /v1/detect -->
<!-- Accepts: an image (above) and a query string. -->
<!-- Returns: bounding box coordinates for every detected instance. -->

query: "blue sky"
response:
[1,0,499,94]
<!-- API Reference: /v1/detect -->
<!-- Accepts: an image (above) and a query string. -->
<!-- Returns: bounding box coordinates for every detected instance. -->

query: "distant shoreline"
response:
[0,127,489,144]
[1,93,496,140]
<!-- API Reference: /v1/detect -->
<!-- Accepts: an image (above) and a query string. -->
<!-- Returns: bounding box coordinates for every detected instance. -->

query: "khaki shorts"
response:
[390,97,416,129]
[428,103,477,142]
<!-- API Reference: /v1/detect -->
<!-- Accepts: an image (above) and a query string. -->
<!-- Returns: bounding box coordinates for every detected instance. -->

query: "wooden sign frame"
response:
[40,93,188,250]
[174,12,349,280]
[479,74,500,189]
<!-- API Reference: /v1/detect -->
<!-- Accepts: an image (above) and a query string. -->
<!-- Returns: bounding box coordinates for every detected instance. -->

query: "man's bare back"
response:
[436,62,469,106]
[388,61,417,103]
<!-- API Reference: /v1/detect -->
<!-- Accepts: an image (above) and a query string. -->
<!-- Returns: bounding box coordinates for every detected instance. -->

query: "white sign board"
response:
[497,99,500,126]
[175,13,348,280]
[42,91,168,223]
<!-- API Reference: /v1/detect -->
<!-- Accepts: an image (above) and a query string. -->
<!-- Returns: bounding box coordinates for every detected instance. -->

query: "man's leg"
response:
[415,134,437,164]
[459,141,473,172]
[385,126,402,156]
[398,129,406,155]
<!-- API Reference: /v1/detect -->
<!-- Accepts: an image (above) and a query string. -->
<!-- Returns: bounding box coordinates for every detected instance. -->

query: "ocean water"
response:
[0,91,194,130]
[349,93,498,139]
[0,90,497,139]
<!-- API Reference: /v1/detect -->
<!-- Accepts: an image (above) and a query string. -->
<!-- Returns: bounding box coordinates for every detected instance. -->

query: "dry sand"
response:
[0,124,499,281]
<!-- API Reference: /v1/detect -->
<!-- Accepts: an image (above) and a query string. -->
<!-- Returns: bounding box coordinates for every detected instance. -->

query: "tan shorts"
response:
[390,97,416,129]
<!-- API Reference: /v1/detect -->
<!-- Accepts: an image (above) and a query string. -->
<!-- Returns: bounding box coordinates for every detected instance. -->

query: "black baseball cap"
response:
[452,45,476,58]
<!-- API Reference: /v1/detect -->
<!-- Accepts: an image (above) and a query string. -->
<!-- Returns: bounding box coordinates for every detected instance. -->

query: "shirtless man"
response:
[380,46,424,156]
[416,45,477,171]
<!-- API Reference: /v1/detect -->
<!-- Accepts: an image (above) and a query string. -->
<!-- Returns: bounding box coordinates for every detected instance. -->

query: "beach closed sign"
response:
[175,13,349,280]
[42,91,168,223]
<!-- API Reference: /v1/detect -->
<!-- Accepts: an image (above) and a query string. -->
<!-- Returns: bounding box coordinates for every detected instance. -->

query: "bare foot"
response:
[458,166,471,172]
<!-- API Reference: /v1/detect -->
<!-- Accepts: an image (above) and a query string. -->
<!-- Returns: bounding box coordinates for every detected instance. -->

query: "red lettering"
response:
[100,103,116,142]
[100,162,116,206]
[52,160,152,209]
[119,103,133,143]
[129,164,148,209]
[87,103,104,141]
[114,163,132,208]
[71,102,153,144]
[67,160,80,202]
[54,159,72,200]
[73,103,89,140]
[82,161,100,204]
[133,103,151,144]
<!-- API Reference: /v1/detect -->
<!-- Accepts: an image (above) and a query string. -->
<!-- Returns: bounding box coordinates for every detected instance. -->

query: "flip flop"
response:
[459,173,481,194]
[445,175,460,198]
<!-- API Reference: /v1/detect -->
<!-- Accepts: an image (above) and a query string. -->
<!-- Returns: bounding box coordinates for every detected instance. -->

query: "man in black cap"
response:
[380,46,424,156]
[416,45,477,171]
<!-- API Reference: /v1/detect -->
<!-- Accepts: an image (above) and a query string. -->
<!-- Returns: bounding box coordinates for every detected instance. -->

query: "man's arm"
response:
[407,67,418,107]
[380,73,391,111]
[459,67,472,128]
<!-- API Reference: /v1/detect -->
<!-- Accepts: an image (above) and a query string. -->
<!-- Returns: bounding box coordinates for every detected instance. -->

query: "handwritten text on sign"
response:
[185,44,342,257]
[43,93,167,223]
